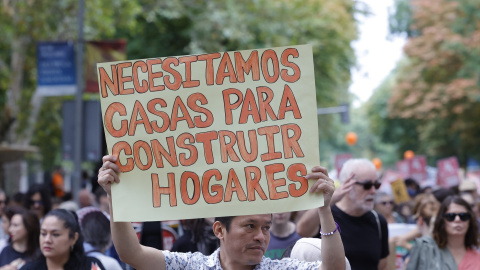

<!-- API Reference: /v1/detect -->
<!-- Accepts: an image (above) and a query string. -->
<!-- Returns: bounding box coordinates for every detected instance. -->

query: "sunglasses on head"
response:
[444,212,471,222]
[355,180,381,190]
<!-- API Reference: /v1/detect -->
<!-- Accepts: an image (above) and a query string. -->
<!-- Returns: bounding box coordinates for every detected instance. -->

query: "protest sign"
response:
[437,156,461,188]
[97,45,321,221]
[410,155,428,184]
[85,40,127,93]
[390,179,410,204]
[396,160,410,179]
[396,156,428,185]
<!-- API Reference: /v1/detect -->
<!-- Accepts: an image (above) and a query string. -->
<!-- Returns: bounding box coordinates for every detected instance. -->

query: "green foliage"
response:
[31,97,63,171]
[1,0,361,171]
[115,13,192,59]
[0,0,143,168]
[366,68,420,164]
[388,0,415,37]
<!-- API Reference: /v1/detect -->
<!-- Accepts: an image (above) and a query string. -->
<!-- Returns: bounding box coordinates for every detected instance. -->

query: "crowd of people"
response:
[0,183,118,270]
[0,156,477,270]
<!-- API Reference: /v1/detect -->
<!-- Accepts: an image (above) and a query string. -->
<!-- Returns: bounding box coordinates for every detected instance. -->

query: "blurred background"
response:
[0,0,479,198]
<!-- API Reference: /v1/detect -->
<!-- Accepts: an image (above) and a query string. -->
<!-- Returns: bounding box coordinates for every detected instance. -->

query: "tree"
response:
[1,0,361,171]
[387,0,480,164]
[366,66,421,164]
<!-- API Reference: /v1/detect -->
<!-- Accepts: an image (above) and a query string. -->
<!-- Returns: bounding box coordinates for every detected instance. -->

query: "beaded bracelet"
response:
[320,222,340,236]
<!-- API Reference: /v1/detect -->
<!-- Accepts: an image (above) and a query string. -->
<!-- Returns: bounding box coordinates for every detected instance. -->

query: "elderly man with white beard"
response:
[297,159,389,270]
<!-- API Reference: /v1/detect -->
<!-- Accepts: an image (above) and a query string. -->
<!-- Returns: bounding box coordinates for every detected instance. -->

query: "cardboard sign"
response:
[390,179,410,204]
[97,45,322,221]
[396,156,428,185]
[437,156,461,188]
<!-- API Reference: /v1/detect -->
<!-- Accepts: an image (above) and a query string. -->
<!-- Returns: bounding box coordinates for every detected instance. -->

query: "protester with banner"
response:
[98,154,345,270]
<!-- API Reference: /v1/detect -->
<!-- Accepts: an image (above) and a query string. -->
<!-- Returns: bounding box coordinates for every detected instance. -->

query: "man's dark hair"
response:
[214,216,235,232]
[24,183,52,215]
[432,187,456,203]
[81,211,111,252]
[94,186,107,204]
[404,178,419,189]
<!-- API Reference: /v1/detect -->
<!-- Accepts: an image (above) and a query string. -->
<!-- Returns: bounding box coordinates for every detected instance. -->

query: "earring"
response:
[70,245,74,251]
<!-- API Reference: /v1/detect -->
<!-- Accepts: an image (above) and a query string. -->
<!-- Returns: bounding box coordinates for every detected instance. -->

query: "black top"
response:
[171,230,218,255]
[20,256,105,270]
[0,245,26,267]
[329,205,389,270]
[140,221,163,250]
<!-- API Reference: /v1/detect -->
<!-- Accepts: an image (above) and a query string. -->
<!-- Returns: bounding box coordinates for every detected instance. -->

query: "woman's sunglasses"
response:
[355,180,381,190]
[444,212,471,222]
[380,201,395,206]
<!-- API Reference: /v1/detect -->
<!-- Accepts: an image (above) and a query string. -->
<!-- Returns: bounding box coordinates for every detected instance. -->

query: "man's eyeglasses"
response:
[355,180,381,190]
[444,212,471,222]
[380,201,394,206]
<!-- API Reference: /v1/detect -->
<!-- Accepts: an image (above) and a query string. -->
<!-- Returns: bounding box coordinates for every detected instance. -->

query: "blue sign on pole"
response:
[37,42,77,96]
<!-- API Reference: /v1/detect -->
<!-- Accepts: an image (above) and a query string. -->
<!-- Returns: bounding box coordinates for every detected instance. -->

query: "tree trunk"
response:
[6,35,29,144]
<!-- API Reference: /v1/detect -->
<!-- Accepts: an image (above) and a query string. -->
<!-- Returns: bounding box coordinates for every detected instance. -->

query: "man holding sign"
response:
[96,45,345,269]
[98,155,345,270]
[97,45,324,222]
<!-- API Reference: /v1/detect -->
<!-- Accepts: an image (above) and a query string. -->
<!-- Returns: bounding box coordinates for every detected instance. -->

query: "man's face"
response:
[272,212,291,226]
[348,167,378,214]
[218,214,271,267]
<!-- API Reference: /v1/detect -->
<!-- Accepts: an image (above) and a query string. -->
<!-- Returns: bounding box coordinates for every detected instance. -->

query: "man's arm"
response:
[296,173,355,237]
[296,208,320,237]
[99,155,166,270]
[378,257,387,270]
[306,166,346,270]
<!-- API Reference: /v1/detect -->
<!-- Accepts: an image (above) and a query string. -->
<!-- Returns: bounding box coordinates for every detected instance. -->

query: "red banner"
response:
[437,157,461,188]
[85,40,127,93]
[396,156,428,185]
[410,156,428,184]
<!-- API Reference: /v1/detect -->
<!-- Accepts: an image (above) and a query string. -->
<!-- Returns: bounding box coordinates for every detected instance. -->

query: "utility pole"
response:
[317,103,350,123]
[73,0,85,203]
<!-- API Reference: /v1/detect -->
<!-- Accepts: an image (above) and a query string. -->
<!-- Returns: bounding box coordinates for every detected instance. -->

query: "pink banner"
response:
[437,157,461,188]
[396,160,410,178]
[410,156,428,184]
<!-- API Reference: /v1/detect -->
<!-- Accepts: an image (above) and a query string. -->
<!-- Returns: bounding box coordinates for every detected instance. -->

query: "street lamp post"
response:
[73,0,85,203]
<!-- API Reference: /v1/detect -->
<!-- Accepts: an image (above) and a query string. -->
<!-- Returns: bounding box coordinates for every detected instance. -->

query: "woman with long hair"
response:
[0,209,40,269]
[21,209,105,270]
[23,184,52,222]
[407,195,480,270]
